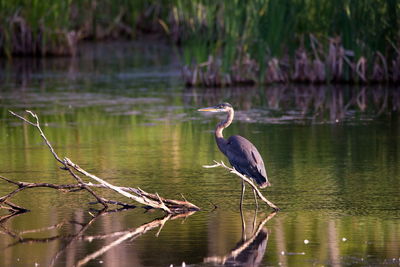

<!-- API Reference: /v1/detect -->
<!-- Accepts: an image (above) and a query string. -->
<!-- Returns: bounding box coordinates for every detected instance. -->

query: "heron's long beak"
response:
[198,106,219,112]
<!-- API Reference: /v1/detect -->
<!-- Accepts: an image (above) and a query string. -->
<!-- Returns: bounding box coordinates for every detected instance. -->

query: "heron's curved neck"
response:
[215,108,234,154]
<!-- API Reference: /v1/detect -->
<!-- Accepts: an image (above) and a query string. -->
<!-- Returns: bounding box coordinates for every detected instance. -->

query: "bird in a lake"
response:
[198,103,271,188]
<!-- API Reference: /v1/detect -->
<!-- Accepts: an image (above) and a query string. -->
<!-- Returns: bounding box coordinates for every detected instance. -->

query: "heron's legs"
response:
[251,204,258,235]
[240,181,246,207]
[252,189,259,209]
[239,201,247,241]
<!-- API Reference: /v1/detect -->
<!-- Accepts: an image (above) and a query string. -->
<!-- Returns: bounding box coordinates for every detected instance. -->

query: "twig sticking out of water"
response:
[1,110,200,214]
[203,161,279,211]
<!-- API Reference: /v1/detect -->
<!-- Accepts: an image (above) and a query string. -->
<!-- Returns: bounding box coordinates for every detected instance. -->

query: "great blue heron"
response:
[198,103,271,189]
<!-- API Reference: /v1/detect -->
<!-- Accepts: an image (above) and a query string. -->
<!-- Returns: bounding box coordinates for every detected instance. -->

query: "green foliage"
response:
[0,0,164,56]
[0,0,398,72]
[173,0,400,84]
[173,0,399,61]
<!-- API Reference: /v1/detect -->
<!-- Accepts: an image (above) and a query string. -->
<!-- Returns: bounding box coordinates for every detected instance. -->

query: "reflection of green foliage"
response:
[2,104,398,209]
[1,99,399,265]
[0,40,399,264]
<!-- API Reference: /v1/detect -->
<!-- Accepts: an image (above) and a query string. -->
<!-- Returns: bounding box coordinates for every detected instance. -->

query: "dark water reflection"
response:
[184,85,400,123]
[1,42,400,266]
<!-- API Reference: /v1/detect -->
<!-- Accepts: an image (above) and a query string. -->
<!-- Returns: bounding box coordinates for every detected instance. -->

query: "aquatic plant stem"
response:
[203,161,279,211]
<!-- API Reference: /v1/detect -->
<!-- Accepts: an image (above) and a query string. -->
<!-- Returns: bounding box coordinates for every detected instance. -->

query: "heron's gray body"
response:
[222,135,269,188]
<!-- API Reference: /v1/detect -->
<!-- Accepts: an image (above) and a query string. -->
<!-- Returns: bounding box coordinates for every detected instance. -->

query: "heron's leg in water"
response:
[252,205,258,235]
[253,189,259,209]
[240,181,246,207]
[239,202,246,241]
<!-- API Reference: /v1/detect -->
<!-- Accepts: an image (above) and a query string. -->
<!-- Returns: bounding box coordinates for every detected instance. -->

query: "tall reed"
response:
[0,0,164,57]
[172,0,400,85]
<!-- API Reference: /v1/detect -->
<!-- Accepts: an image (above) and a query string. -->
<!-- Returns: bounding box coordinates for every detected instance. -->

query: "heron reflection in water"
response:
[204,210,277,266]
[198,103,271,205]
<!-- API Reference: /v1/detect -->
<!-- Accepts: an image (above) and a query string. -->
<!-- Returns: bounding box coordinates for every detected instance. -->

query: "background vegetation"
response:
[1,0,399,84]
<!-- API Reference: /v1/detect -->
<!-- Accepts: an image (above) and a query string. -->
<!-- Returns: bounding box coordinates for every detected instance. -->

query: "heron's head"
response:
[198,102,233,113]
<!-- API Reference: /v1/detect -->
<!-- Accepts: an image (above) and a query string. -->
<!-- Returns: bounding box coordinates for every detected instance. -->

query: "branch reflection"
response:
[0,208,195,266]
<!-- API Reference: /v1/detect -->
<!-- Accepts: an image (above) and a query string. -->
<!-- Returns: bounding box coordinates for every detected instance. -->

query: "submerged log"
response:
[1,110,200,214]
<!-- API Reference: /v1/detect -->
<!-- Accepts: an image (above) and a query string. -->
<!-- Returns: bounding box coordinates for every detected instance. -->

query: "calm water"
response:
[1,42,400,267]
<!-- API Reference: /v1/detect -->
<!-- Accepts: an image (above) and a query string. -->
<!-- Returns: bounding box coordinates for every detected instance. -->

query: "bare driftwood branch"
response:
[203,161,279,211]
[2,110,200,214]
[0,175,135,210]
[9,110,109,208]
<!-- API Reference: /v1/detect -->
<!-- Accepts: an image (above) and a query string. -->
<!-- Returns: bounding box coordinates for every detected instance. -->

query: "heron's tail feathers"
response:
[233,163,271,188]
[252,173,271,188]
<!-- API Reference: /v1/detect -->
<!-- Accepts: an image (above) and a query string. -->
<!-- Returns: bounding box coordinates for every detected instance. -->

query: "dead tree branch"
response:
[203,161,279,211]
[8,110,109,208]
[2,110,200,214]
[0,175,135,210]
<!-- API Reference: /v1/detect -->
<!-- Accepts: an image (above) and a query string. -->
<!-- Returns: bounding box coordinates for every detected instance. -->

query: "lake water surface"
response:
[1,42,400,266]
